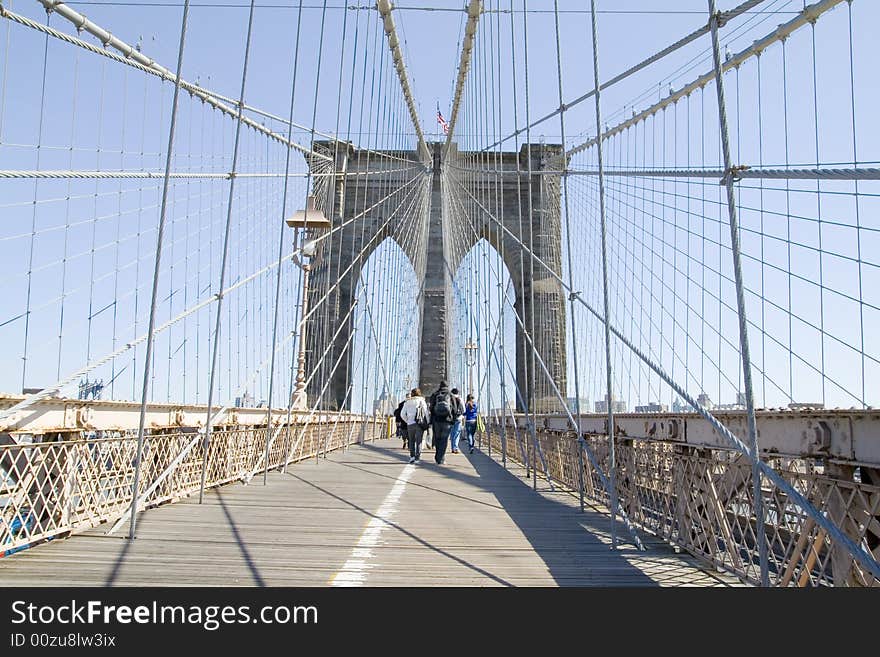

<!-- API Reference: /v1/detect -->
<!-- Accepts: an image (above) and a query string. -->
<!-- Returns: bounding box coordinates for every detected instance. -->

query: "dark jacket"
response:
[393,400,406,428]
[429,384,464,423]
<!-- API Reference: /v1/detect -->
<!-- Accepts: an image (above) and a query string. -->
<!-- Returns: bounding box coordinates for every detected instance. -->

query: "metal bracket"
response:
[720,164,749,184]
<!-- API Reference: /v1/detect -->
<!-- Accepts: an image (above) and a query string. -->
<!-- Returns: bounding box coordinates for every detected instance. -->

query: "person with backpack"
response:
[428,380,463,465]
[393,395,408,450]
[448,388,465,453]
[463,394,479,454]
[400,388,429,464]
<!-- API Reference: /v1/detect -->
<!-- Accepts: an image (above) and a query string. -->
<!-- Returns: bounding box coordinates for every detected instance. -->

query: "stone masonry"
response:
[302,141,566,413]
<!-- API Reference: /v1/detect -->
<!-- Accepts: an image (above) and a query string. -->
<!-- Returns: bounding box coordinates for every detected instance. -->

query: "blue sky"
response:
[1,0,877,412]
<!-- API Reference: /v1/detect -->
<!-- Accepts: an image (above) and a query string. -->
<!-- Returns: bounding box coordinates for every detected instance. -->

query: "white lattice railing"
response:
[0,414,383,556]
[486,417,880,587]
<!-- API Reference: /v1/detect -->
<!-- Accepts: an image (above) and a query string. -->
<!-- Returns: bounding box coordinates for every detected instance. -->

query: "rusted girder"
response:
[498,409,880,466]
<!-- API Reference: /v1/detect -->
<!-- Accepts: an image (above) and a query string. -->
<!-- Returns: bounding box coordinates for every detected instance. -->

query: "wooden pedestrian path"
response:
[0,439,739,586]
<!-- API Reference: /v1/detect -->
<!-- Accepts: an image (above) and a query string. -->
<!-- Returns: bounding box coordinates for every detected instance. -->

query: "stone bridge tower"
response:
[443,142,567,413]
[303,141,566,413]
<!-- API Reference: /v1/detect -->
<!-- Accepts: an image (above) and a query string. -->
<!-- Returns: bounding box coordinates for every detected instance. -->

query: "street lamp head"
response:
[302,239,318,258]
[463,340,478,367]
[286,195,331,230]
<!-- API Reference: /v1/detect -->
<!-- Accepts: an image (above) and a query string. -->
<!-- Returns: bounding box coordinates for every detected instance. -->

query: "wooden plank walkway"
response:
[0,439,739,586]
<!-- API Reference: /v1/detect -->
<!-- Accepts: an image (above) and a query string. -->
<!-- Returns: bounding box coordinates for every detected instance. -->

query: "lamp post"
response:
[286,195,331,412]
[290,247,312,411]
[463,340,478,397]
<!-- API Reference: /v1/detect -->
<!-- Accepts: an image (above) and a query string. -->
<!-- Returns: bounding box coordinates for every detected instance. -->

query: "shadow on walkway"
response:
[215,488,266,586]
[356,440,659,586]
[287,470,514,586]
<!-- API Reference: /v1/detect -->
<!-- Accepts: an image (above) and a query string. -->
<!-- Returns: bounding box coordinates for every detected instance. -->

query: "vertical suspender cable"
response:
[86,60,107,385]
[109,68,128,399]
[302,0,329,420]
[490,0,507,465]
[22,13,51,393]
[0,0,11,142]
[847,1,865,408]
[280,0,307,472]
[57,50,80,381]
[706,0,767,586]
[588,0,617,549]
[318,0,351,409]
[552,0,585,440]
[199,0,258,504]
[264,0,306,484]
[133,72,150,399]
[520,0,537,490]
[128,0,191,539]
[518,0,552,491]
[338,6,362,414]
[809,21,826,408]
[507,0,532,478]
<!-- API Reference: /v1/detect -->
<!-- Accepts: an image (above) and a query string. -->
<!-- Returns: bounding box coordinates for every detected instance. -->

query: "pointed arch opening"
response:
[349,237,420,414]
[450,238,517,418]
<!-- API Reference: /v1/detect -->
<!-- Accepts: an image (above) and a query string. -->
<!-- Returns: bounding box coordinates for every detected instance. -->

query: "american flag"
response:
[437,110,449,135]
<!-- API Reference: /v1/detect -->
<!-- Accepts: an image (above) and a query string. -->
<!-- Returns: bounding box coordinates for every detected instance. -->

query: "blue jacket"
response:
[465,401,478,422]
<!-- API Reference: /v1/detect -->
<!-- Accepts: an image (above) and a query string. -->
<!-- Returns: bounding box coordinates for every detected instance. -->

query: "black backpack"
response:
[432,391,454,422]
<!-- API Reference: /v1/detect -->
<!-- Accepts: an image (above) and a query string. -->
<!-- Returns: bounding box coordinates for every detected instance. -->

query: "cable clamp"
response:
[568,290,582,302]
[721,164,749,184]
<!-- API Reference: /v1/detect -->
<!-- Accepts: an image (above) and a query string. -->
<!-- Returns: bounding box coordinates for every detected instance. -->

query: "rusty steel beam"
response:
[495,409,880,466]
[0,394,358,434]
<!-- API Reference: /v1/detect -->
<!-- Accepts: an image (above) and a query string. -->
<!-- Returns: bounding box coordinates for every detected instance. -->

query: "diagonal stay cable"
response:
[446,164,645,545]
[482,0,770,151]
[450,173,880,578]
[0,174,425,424]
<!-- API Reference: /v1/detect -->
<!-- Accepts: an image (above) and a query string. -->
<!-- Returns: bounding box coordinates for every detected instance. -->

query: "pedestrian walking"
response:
[449,388,464,453]
[464,394,479,454]
[393,395,408,450]
[428,380,462,465]
[400,388,429,464]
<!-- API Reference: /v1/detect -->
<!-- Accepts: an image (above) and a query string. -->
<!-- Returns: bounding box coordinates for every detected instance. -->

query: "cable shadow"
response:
[356,440,678,585]
[286,471,514,587]
[335,457,506,511]
[467,451,665,586]
[214,488,266,587]
[104,530,134,586]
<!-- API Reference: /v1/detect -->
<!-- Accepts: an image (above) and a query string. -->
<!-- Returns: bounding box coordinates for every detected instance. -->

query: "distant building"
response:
[566,397,591,413]
[595,394,627,414]
[491,400,516,415]
[373,387,395,416]
[634,402,668,413]
[77,378,104,401]
[235,391,255,408]
[696,393,714,410]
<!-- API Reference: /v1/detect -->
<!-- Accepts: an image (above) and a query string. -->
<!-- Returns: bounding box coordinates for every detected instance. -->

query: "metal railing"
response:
[485,416,880,587]
[0,414,382,556]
